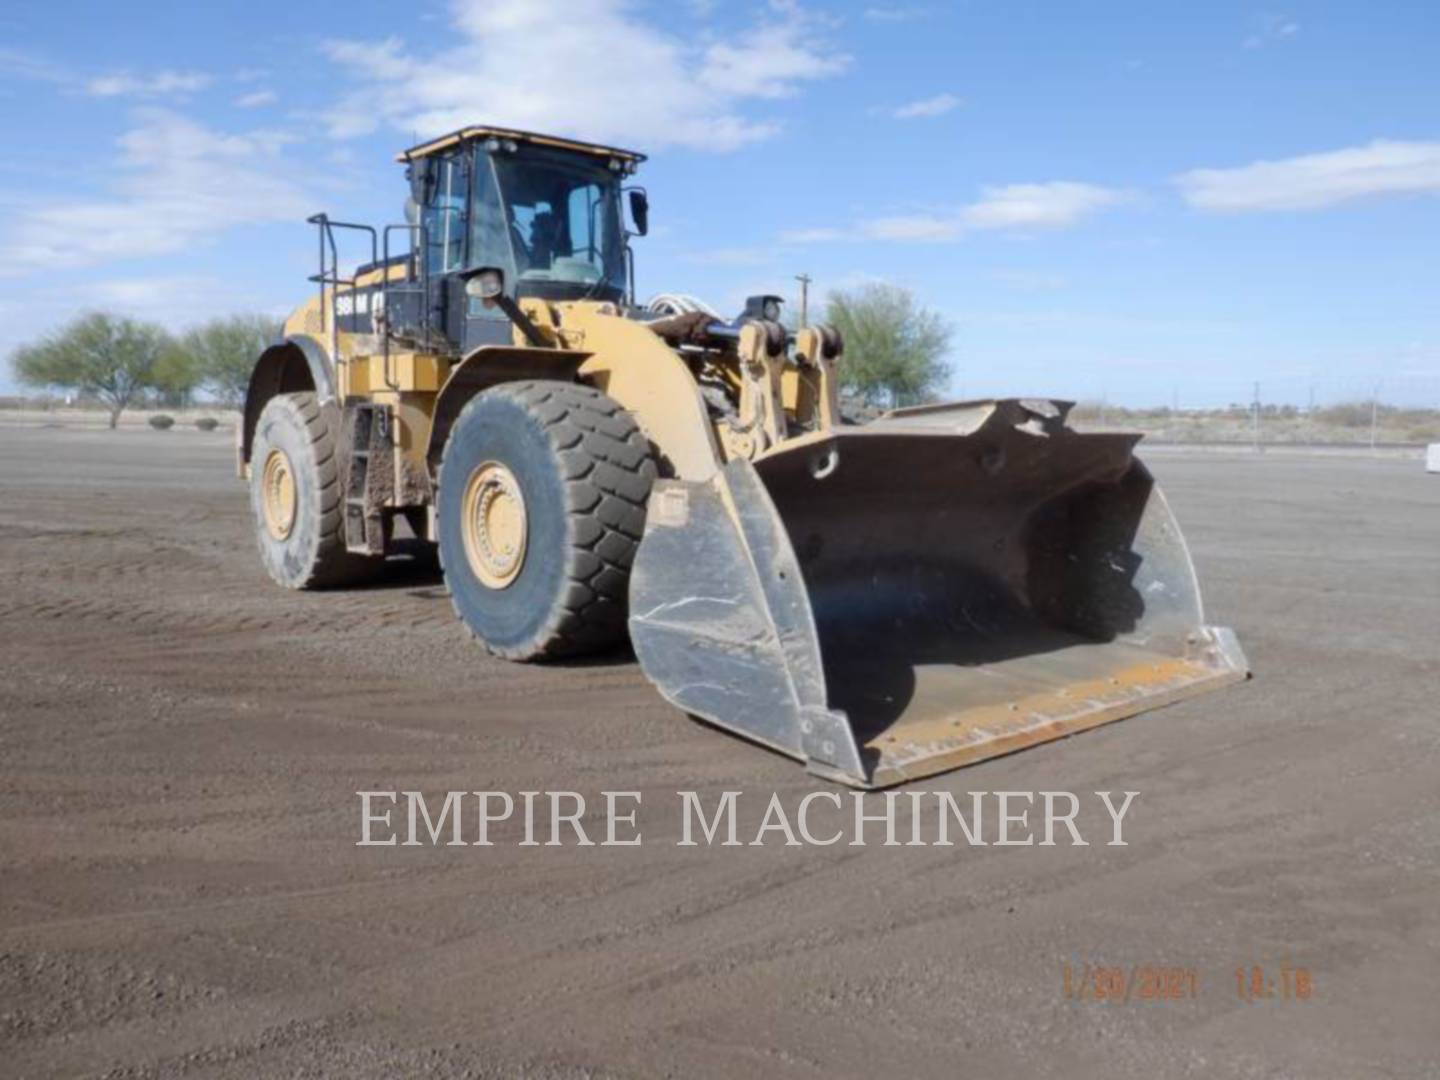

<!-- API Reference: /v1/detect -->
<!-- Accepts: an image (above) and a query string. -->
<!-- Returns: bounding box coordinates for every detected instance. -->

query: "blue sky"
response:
[1,0,1437,405]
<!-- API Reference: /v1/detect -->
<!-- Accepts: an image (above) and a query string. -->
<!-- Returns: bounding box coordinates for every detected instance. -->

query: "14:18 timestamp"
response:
[1236,963,1313,1001]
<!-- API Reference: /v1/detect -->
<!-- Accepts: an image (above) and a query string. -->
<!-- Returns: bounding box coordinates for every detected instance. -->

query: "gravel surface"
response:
[1,425,1437,1078]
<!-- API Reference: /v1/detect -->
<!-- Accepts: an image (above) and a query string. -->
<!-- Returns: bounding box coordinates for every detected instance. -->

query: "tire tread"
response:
[255,392,376,589]
[438,380,656,660]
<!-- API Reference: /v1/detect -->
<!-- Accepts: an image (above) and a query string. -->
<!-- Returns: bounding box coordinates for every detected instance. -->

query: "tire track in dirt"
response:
[4,428,1440,1078]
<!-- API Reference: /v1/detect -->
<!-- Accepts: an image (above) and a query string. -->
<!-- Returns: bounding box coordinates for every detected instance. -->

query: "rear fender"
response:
[238,334,334,476]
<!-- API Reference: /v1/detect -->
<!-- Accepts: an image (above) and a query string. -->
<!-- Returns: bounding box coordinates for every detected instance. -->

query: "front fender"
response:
[425,346,590,474]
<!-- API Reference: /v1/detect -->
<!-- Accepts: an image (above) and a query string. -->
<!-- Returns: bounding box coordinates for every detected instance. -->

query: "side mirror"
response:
[403,196,421,227]
[628,188,649,237]
[463,266,506,305]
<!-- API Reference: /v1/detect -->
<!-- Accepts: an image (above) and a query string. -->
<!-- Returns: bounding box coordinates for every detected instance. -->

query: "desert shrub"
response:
[195,417,219,432]
[148,414,175,430]
[1313,402,1371,428]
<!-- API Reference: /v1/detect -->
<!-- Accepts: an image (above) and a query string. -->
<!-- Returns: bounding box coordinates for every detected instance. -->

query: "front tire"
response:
[250,392,377,589]
[437,381,656,659]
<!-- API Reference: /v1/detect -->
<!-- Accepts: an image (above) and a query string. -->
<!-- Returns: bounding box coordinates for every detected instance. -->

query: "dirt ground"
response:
[1,425,1437,1079]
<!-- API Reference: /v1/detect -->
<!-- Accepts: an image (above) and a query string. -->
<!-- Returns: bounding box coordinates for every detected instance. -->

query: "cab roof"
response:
[396,126,646,165]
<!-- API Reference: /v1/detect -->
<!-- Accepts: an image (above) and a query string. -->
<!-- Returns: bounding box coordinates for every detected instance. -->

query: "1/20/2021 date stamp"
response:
[1063,962,1314,1003]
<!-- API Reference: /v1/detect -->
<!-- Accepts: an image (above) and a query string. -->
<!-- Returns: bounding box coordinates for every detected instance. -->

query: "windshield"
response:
[487,149,626,298]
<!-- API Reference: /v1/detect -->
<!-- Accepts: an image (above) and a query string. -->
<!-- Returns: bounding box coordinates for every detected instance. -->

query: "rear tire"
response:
[250,392,379,589]
[437,380,656,659]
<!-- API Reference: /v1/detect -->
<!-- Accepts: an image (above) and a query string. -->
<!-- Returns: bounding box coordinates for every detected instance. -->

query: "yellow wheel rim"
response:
[260,448,297,541]
[461,461,528,589]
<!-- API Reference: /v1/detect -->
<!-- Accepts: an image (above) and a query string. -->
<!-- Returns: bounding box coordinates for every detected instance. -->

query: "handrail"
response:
[307,215,378,365]
[381,223,430,391]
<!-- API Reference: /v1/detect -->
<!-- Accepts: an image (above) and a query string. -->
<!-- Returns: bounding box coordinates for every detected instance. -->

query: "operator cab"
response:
[398,126,647,352]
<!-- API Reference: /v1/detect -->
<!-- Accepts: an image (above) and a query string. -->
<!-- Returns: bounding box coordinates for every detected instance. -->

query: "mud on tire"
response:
[437,380,657,659]
[250,392,379,589]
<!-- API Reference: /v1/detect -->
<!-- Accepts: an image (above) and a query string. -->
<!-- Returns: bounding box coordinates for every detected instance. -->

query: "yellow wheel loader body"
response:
[239,124,1248,788]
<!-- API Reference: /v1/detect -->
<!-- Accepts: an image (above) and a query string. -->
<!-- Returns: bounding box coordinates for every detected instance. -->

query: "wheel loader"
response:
[239,125,1248,788]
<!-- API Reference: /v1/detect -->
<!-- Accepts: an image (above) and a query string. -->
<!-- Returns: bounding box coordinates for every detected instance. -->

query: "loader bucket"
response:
[629,400,1248,788]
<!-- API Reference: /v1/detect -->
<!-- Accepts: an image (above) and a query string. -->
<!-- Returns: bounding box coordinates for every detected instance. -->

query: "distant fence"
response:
[948,375,1440,449]
[0,400,235,432]
[10,377,1439,449]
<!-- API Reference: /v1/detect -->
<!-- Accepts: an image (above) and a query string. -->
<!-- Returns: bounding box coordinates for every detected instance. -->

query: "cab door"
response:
[461,147,514,353]
[420,149,469,348]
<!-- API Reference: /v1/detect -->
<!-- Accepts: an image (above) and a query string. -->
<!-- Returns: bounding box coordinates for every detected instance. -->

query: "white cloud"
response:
[319,0,849,152]
[89,275,269,325]
[961,182,1131,228]
[235,89,278,108]
[1174,140,1440,212]
[782,181,1130,245]
[779,226,849,244]
[86,70,212,98]
[3,109,310,273]
[1242,12,1299,49]
[864,214,963,241]
[0,46,70,85]
[892,92,961,120]
[0,51,213,103]
[862,5,927,21]
[700,24,848,101]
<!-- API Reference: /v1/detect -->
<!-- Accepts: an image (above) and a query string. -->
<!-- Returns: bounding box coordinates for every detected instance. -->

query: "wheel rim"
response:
[461,461,528,589]
[260,449,297,541]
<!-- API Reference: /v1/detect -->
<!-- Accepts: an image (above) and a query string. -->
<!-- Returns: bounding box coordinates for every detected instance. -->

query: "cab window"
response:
[492,152,624,292]
[423,154,466,275]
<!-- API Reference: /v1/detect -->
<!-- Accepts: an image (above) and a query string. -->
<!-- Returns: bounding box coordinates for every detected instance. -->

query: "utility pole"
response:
[1370,380,1381,453]
[1251,381,1261,452]
[1306,381,1317,449]
[795,273,812,328]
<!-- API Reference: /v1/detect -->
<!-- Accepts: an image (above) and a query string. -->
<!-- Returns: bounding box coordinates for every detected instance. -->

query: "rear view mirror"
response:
[463,267,505,304]
[628,188,649,236]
